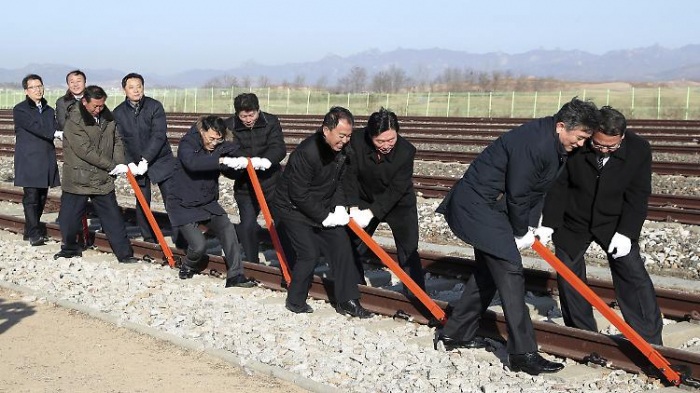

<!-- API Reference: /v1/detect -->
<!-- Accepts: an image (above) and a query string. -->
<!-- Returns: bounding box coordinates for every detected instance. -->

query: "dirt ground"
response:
[0,287,308,393]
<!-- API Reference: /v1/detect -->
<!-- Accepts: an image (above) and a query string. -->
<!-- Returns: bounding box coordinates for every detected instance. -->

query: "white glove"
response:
[515,228,536,250]
[54,131,63,140]
[350,208,373,228]
[250,157,272,171]
[333,206,349,226]
[109,164,129,176]
[222,157,248,170]
[607,232,632,259]
[322,211,337,227]
[534,226,554,246]
[136,158,148,175]
[127,162,139,174]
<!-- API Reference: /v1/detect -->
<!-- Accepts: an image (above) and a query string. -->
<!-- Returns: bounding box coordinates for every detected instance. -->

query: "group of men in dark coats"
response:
[13,72,664,375]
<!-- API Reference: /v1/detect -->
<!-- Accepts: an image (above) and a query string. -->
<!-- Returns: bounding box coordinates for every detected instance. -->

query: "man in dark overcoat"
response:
[113,73,176,243]
[13,74,61,245]
[272,107,372,318]
[344,107,425,291]
[223,93,286,264]
[166,115,254,288]
[54,85,137,263]
[537,106,663,345]
[435,98,601,375]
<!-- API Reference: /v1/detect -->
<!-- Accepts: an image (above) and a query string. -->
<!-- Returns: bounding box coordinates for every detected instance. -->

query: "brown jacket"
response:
[61,101,125,195]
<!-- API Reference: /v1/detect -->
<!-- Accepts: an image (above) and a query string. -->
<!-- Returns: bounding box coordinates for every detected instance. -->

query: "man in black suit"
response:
[435,98,601,375]
[344,107,425,291]
[538,106,663,345]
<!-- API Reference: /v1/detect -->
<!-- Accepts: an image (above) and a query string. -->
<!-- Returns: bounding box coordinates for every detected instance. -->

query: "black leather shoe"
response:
[53,250,82,260]
[29,237,46,246]
[336,299,374,319]
[225,275,256,288]
[285,300,313,314]
[509,352,564,375]
[118,256,139,264]
[435,334,492,351]
[179,264,196,280]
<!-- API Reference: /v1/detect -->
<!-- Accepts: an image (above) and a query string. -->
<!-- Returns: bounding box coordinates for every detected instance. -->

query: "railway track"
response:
[0,189,698,381]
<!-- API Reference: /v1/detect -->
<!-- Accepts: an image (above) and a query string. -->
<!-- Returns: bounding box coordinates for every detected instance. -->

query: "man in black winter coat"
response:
[537,106,663,345]
[55,69,86,134]
[435,98,601,376]
[166,115,254,288]
[13,74,61,246]
[272,107,372,318]
[344,107,425,291]
[224,93,286,264]
[113,73,176,243]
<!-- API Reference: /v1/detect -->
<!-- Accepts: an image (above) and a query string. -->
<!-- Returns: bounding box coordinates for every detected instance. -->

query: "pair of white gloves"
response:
[109,158,148,177]
[221,157,272,171]
[54,131,63,140]
[528,226,632,259]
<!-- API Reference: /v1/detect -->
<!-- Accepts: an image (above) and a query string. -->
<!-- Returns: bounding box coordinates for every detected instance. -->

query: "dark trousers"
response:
[58,191,133,260]
[277,218,361,305]
[555,241,663,345]
[443,248,538,355]
[135,176,172,242]
[22,187,48,240]
[353,204,425,291]
[177,214,243,279]
[234,190,269,264]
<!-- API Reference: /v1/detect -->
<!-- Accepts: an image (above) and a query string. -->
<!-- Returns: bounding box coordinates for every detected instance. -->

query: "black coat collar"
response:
[25,96,47,109]
[78,100,113,126]
[314,129,341,164]
[363,130,400,163]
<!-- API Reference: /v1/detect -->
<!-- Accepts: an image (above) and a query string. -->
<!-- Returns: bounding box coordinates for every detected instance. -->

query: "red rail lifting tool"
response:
[126,170,176,268]
[348,218,447,325]
[532,239,699,387]
[245,158,291,285]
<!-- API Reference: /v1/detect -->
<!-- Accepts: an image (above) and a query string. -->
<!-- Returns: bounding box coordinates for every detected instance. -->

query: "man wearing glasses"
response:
[537,106,663,345]
[13,74,61,246]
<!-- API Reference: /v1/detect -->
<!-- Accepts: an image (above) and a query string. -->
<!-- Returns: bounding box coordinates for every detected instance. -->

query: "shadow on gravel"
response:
[0,297,36,335]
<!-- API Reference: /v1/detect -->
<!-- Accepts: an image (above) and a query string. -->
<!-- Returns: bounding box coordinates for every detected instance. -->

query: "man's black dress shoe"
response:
[435,334,491,351]
[335,299,373,319]
[179,263,196,280]
[285,300,313,314]
[118,256,139,264]
[509,352,564,375]
[53,250,82,260]
[225,275,256,288]
[29,237,46,246]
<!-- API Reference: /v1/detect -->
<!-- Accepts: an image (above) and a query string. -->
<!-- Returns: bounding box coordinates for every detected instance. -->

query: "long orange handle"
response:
[532,239,681,385]
[348,219,447,325]
[126,170,176,268]
[81,213,90,246]
[245,158,291,284]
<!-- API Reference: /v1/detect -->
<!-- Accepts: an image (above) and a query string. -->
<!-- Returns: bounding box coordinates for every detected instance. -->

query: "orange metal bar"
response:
[126,170,176,268]
[81,213,90,246]
[532,239,681,385]
[245,158,291,284]
[348,219,447,325]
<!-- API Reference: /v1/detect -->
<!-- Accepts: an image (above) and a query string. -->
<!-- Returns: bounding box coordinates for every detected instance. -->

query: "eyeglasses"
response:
[203,133,223,145]
[590,139,622,151]
[26,85,44,91]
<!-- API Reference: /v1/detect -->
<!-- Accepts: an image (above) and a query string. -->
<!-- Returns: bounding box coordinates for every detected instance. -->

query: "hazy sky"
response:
[4,0,699,74]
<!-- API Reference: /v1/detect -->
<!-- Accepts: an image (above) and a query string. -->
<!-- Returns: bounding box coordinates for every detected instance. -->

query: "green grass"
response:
[2,87,698,120]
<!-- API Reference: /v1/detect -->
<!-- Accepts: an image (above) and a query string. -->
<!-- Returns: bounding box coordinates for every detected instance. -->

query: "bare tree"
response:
[338,66,368,93]
[242,76,252,89]
[201,74,239,88]
[257,75,270,88]
[293,74,306,88]
[314,75,329,90]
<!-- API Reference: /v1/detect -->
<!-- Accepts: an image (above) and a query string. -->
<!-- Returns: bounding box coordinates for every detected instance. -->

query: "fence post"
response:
[327,92,330,111]
[557,90,562,111]
[184,89,188,113]
[606,89,610,106]
[466,92,471,117]
[657,86,661,120]
[405,92,410,116]
[172,89,177,112]
[210,87,214,114]
[488,92,493,118]
[194,88,198,113]
[267,87,271,112]
[533,91,538,118]
[685,86,691,121]
[582,89,587,101]
[286,88,290,114]
[510,91,515,118]
[446,92,451,117]
[386,93,389,110]
[631,87,635,117]
[306,88,311,115]
[425,91,431,116]
[366,92,370,115]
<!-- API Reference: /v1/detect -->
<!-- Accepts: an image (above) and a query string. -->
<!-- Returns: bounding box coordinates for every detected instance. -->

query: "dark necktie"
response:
[597,155,605,171]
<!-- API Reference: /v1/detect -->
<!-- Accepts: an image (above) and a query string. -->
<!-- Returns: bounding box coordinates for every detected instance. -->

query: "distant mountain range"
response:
[3,45,700,88]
